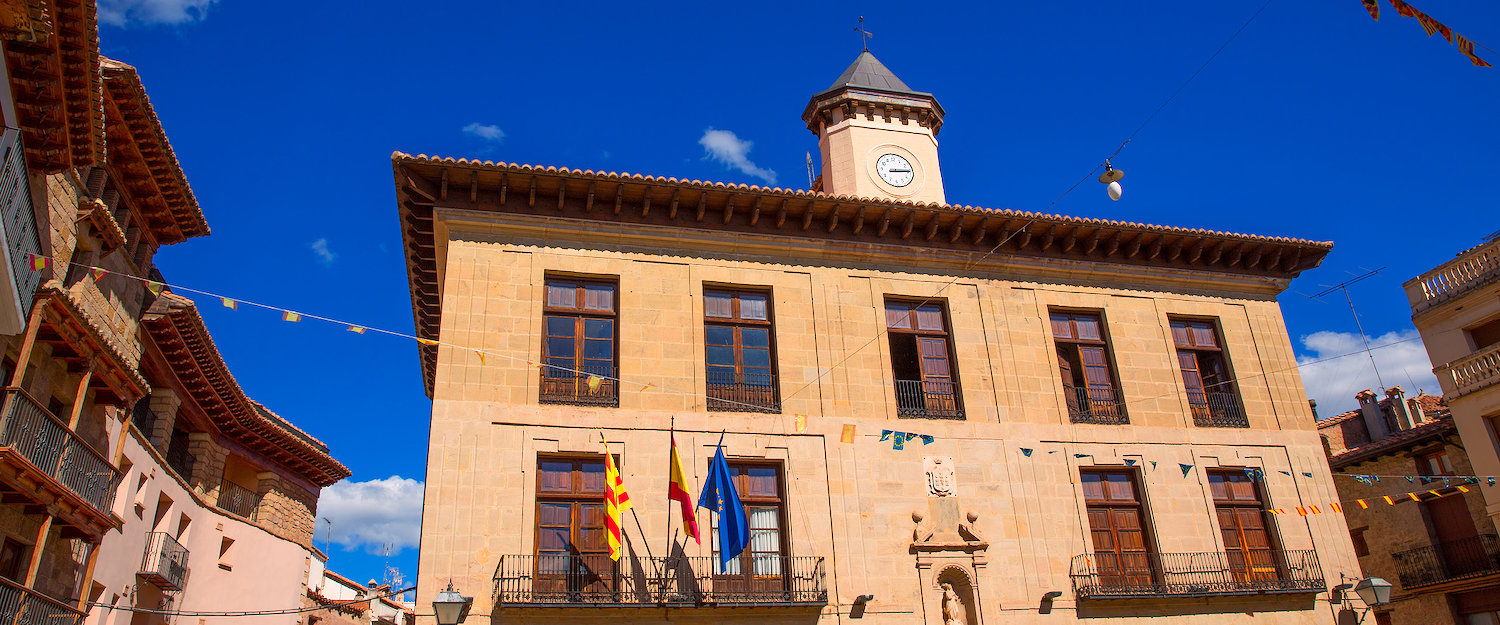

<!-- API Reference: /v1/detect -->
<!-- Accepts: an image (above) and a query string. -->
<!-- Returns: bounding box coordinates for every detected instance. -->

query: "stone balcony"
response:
[1438,342,1500,400]
[1406,237,1500,316]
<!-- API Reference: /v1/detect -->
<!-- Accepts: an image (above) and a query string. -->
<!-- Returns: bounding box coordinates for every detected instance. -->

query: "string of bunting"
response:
[1360,0,1493,67]
[25,251,1466,469]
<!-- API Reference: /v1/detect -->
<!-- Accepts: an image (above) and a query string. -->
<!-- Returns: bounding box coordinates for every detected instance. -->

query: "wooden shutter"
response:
[1080,346,1117,417]
[918,337,957,412]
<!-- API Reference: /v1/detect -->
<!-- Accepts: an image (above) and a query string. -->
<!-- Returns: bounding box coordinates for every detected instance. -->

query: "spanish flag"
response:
[602,435,633,561]
[668,434,701,544]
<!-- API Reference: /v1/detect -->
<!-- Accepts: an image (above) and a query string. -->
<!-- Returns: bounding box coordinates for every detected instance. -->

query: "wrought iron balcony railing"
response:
[539,363,619,407]
[0,128,44,321]
[1407,237,1500,314]
[216,479,259,520]
[164,442,195,484]
[493,554,827,606]
[1189,390,1249,428]
[894,379,963,419]
[1064,385,1128,425]
[0,387,120,516]
[0,577,85,625]
[1069,550,1324,599]
[140,531,189,591]
[1439,342,1500,400]
[1391,534,1500,590]
[706,370,780,413]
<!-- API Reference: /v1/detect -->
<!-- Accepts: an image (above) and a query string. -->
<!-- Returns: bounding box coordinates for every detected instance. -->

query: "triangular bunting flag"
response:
[146,281,164,295]
[920,435,934,445]
[417,338,438,347]
[1021,448,1033,457]
[1490,477,1497,487]
[1301,472,1313,478]
[221,298,237,310]
[586,375,602,393]
[880,430,892,442]
[90,267,107,281]
[1180,463,1194,477]
[1456,34,1494,67]
[1361,0,1379,20]
[1150,461,1158,470]
[475,350,486,365]
[1124,459,1137,467]
[1278,470,1291,476]
[1074,453,1090,459]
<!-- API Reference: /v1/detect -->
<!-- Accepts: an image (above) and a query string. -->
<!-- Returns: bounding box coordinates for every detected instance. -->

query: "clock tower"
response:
[803,51,947,205]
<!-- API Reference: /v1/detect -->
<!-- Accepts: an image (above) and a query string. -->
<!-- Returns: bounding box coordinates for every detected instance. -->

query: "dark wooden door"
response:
[1080,346,1120,418]
[1425,495,1485,577]
[917,337,958,414]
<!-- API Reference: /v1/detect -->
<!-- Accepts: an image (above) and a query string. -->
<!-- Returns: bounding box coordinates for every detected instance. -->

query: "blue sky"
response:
[97,0,1499,592]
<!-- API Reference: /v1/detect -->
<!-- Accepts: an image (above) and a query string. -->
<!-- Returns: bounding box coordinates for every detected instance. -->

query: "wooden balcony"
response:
[1407,237,1500,315]
[1438,342,1500,400]
[0,576,85,625]
[0,387,120,538]
[493,554,827,607]
[1069,550,1324,599]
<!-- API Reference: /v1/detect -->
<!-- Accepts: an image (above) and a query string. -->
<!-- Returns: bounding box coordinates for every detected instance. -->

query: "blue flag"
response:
[698,443,750,572]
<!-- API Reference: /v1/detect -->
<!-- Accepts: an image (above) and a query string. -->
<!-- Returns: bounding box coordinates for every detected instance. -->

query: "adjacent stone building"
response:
[0,3,351,625]
[1318,388,1499,623]
[396,52,1362,623]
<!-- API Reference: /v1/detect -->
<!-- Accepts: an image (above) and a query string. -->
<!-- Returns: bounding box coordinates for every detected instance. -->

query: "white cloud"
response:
[1295,329,1439,418]
[462,123,505,142]
[699,128,777,184]
[310,238,336,265]
[98,0,216,26]
[318,476,424,555]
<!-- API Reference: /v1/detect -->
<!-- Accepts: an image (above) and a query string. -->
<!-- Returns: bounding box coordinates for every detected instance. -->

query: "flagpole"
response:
[664,417,676,570]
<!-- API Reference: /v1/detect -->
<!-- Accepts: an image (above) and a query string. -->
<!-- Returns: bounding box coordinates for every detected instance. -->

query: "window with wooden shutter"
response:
[704,289,779,413]
[885,299,963,419]
[535,456,615,601]
[1052,311,1125,424]
[711,462,789,596]
[540,278,618,407]
[1171,318,1245,427]
[1209,471,1280,584]
[1081,469,1155,590]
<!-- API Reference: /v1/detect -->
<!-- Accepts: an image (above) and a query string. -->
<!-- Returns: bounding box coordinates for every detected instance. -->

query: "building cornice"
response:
[100,58,209,244]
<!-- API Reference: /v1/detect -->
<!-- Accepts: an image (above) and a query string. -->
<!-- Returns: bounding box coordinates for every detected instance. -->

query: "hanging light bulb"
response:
[1099,160,1124,201]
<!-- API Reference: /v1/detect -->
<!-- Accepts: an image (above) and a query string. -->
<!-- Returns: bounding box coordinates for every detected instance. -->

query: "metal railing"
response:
[1189,391,1248,428]
[706,370,780,413]
[1439,342,1500,400]
[0,577,85,625]
[1407,237,1500,314]
[139,531,189,591]
[1069,549,1324,599]
[1392,534,1500,589]
[894,379,963,419]
[0,387,119,516]
[538,363,619,407]
[130,401,158,437]
[164,441,194,484]
[215,479,259,520]
[0,128,43,319]
[1064,385,1128,425]
[493,554,826,606]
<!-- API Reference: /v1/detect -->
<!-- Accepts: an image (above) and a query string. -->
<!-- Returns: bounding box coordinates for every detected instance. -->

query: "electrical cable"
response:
[88,586,416,617]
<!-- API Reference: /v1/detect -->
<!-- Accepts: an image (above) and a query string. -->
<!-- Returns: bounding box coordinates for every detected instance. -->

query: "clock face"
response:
[875,153,914,187]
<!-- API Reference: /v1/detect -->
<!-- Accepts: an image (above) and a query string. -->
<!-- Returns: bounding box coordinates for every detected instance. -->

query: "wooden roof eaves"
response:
[99,59,208,243]
[142,296,351,485]
[1,0,103,173]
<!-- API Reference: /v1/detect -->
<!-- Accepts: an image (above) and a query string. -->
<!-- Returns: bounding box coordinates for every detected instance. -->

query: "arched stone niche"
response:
[935,565,979,625]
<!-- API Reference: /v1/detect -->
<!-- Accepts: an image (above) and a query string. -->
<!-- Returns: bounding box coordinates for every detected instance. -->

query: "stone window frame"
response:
[703,286,780,413]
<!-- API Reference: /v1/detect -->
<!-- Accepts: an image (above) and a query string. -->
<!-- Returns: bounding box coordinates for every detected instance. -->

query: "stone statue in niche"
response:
[940,582,967,625]
[925,456,956,497]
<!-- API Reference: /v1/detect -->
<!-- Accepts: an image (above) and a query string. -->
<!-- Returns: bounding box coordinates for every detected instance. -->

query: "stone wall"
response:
[256,472,318,547]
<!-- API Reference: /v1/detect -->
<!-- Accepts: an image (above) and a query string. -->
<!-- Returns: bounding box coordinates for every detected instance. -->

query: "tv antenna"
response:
[806,152,815,189]
[1310,267,1388,393]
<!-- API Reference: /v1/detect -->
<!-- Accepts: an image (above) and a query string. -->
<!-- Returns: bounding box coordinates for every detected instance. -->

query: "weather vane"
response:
[854,16,873,51]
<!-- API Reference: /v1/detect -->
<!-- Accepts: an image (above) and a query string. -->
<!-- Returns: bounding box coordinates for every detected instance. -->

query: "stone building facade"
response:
[1399,234,1500,623]
[1318,388,1499,623]
[0,4,351,625]
[397,52,1363,624]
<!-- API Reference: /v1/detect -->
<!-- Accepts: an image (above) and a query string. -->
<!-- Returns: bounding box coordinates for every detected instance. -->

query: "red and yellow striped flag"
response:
[1296,506,1308,516]
[1309,505,1322,515]
[667,434,700,544]
[602,435,633,561]
[794,414,807,433]
[1357,499,1369,509]
[1457,485,1471,493]
[1331,502,1342,513]
[28,254,47,270]
[282,311,301,322]
[1382,495,1395,505]
[90,267,107,281]
[1408,492,1421,502]
[840,424,856,443]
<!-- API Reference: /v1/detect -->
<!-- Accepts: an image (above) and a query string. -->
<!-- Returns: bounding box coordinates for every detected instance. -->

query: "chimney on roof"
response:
[1308,399,1319,419]
[1357,389,1389,441]
[1387,386,1419,430]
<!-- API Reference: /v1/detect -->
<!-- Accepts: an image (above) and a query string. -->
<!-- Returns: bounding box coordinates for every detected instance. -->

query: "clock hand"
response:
[888,168,912,173]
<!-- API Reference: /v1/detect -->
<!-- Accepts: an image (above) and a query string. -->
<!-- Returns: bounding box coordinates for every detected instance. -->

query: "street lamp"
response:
[432,582,472,625]
[1352,577,1392,608]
